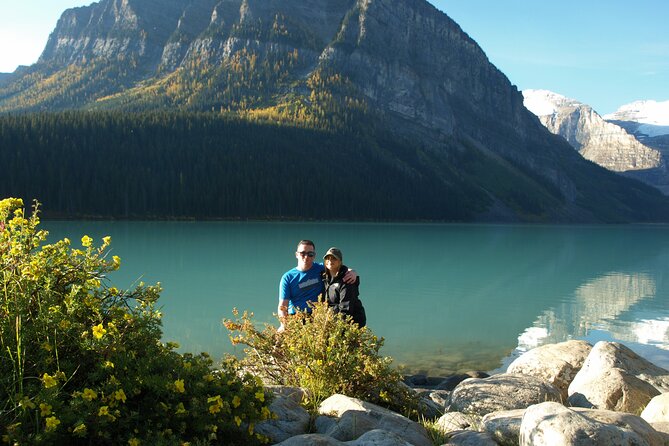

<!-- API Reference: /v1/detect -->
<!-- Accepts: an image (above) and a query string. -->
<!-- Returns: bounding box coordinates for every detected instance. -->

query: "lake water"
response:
[44,221,669,375]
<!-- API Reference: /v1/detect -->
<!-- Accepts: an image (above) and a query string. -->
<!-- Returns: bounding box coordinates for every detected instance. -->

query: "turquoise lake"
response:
[44,221,669,375]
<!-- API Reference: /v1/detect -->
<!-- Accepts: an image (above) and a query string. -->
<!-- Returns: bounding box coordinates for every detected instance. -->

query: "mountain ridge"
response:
[1,0,669,222]
[523,89,669,194]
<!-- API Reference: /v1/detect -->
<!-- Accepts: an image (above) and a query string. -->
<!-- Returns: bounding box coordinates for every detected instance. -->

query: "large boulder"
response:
[481,409,525,446]
[520,401,666,446]
[447,373,561,416]
[642,393,669,423]
[506,340,592,401]
[568,342,668,413]
[274,429,416,446]
[255,387,310,443]
[317,394,433,446]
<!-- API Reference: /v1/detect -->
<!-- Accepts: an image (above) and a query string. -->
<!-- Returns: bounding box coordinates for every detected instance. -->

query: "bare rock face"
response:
[520,402,666,446]
[523,89,669,194]
[506,340,592,401]
[447,373,561,417]
[567,341,669,413]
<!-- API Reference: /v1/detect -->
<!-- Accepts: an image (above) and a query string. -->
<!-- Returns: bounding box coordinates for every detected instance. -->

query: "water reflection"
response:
[500,272,669,372]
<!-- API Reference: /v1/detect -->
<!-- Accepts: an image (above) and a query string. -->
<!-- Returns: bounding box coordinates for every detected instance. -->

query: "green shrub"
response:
[224,302,418,415]
[0,198,271,445]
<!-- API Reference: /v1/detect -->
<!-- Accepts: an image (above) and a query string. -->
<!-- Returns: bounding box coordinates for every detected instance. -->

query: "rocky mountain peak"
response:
[523,89,668,193]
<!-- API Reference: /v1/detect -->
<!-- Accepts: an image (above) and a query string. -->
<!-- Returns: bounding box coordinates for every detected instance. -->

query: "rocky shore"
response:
[254,340,669,445]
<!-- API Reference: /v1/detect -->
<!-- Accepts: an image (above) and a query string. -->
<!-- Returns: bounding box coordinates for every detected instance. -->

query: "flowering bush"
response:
[0,198,271,445]
[224,302,419,415]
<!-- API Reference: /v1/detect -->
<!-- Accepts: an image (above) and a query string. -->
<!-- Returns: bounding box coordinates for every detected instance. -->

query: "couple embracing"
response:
[277,239,366,332]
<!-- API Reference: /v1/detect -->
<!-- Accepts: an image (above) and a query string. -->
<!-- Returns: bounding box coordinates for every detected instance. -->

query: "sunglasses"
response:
[298,251,316,258]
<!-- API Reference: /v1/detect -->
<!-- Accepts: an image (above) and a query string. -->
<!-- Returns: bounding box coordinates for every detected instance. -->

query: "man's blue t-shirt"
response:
[279,263,325,314]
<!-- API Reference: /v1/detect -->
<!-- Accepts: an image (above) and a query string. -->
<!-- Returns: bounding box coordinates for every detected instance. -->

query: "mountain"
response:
[604,100,669,165]
[604,100,669,137]
[522,89,669,194]
[1,0,669,222]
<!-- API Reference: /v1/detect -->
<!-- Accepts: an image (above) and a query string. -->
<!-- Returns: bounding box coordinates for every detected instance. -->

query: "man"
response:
[278,240,356,331]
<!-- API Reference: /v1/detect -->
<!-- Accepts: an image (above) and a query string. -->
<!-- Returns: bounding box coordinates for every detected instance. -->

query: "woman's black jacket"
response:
[322,265,366,327]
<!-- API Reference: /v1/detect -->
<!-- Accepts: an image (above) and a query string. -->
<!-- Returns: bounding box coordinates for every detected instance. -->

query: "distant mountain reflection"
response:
[504,272,668,371]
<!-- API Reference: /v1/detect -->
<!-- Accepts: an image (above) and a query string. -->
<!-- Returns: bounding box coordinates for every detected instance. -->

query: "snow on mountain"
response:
[522,89,579,116]
[605,100,669,137]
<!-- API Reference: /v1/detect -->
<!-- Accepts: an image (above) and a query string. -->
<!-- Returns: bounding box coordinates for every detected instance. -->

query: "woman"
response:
[322,247,366,327]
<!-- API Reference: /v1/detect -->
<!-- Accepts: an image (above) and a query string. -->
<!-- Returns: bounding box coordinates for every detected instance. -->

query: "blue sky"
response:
[1,0,667,115]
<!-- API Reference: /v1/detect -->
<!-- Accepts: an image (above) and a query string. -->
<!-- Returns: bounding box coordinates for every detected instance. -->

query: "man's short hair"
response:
[297,239,315,250]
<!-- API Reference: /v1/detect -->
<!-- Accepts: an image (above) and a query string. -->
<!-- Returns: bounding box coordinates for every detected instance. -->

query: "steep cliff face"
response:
[39,0,186,69]
[2,0,669,221]
[523,89,669,194]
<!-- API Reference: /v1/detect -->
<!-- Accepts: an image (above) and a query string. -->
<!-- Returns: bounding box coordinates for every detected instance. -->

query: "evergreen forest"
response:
[0,111,501,220]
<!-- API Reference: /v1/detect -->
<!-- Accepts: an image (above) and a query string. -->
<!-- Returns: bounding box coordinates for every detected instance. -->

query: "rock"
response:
[520,401,666,446]
[568,342,667,413]
[349,429,417,445]
[444,430,498,446]
[642,393,669,423]
[274,434,344,445]
[506,340,591,401]
[481,409,525,446]
[447,373,561,416]
[428,390,450,408]
[651,422,669,436]
[317,394,433,446]
[568,365,660,413]
[436,412,482,434]
[417,394,444,419]
[254,388,311,443]
[274,429,417,446]
[437,372,489,391]
[572,406,667,444]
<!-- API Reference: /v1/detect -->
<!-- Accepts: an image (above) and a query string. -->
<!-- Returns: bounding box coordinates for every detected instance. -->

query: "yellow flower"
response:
[203,374,214,382]
[113,255,121,266]
[248,423,255,435]
[98,406,110,417]
[40,403,52,417]
[114,389,127,403]
[102,236,111,246]
[234,416,242,427]
[42,372,57,388]
[82,388,98,401]
[207,395,222,414]
[174,379,185,393]
[232,395,241,408]
[261,406,271,420]
[45,416,60,431]
[81,235,93,248]
[255,391,265,402]
[92,323,107,339]
[128,438,140,446]
[73,423,87,436]
[19,396,36,410]
[175,402,187,415]
[104,361,115,368]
